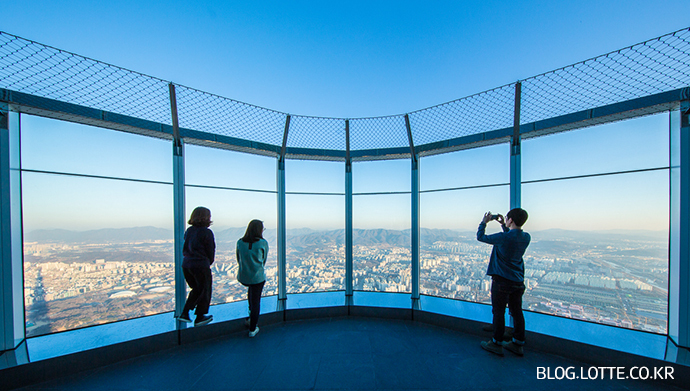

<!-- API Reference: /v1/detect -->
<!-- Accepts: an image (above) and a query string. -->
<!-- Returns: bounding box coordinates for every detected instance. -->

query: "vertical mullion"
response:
[345,120,353,307]
[405,114,420,310]
[511,81,522,209]
[170,84,187,331]
[277,115,290,313]
[0,104,25,351]
[669,100,690,354]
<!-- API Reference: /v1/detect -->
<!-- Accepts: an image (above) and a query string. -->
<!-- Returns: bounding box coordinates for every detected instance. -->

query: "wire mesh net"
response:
[287,116,346,151]
[350,115,409,151]
[1,27,689,157]
[409,84,515,146]
[0,32,171,126]
[521,28,690,124]
[175,85,287,146]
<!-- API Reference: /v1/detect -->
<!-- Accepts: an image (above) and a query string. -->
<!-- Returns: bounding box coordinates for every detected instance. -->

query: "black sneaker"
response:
[195,314,213,326]
[178,313,192,323]
[480,340,504,356]
[503,341,524,356]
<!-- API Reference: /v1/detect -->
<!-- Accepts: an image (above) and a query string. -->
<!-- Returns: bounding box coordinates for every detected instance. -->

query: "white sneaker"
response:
[248,326,260,337]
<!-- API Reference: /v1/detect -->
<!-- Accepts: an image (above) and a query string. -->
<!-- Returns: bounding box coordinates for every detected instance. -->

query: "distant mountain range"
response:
[24,226,464,246]
[24,227,173,244]
[24,226,667,246]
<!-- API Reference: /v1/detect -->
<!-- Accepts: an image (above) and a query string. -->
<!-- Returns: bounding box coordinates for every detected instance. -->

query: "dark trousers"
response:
[491,275,526,344]
[182,267,212,316]
[246,281,265,332]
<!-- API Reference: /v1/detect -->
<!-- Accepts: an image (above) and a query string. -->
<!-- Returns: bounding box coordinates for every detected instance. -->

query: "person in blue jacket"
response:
[178,206,215,326]
[477,208,530,356]
[236,219,269,337]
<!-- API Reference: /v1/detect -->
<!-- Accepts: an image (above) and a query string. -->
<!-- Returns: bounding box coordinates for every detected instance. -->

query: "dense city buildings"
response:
[23,226,667,337]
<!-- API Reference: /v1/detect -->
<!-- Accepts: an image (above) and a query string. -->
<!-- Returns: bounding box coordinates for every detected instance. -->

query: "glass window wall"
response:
[521,172,669,333]
[521,114,670,334]
[185,147,278,303]
[420,186,509,303]
[419,144,510,303]
[21,116,174,337]
[353,159,411,293]
[21,115,172,182]
[285,160,345,294]
[521,114,669,181]
[185,144,276,191]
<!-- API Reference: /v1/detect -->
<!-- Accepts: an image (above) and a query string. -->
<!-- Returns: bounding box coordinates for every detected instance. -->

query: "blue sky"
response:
[5,1,684,232]
[4,1,689,117]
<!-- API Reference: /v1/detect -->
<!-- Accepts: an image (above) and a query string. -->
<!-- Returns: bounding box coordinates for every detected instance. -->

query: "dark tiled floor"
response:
[14,317,685,390]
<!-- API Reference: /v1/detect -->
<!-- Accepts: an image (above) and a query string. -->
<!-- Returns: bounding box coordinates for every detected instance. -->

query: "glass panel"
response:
[522,170,669,334]
[522,114,669,181]
[420,186,510,302]
[185,186,278,303]
[286,292,345,309]
[21,115,172,182]
[285,159,344,193]
[185,145,276,191]
[353,159,410,193]
[286,194,345,293]
[22,173,174,337]
[420,144,510,191]
[284,159,345,294]
[353,193,411,293]
[26,313,174,362]
[352,291,411,308]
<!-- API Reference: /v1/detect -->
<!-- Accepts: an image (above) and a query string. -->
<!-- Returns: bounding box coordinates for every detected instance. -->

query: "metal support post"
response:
[669,97,690,354]
[506,82,522,330]
[345,120,354,307]
[170,84,187,331]
[510,82,522,209]
[405,115,420,310]
[0,103,25,353]
[276,115,290,313]
[411,158,420,310]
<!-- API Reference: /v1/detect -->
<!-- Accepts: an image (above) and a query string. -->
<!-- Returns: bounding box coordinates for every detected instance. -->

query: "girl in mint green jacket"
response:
[236,219,268,337]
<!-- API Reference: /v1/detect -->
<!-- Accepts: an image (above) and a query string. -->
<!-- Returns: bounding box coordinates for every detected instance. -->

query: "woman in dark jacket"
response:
[236,219,269,337]
[178,207,215,326]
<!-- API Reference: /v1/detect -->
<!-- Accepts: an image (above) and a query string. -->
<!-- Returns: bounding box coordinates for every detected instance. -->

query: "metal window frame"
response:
[0,85,688,355]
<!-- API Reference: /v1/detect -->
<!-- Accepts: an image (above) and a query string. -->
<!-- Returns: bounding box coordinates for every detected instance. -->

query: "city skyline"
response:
[23,224,668,337]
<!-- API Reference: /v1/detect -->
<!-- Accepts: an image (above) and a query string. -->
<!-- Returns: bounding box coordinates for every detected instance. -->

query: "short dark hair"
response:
[188,206,212,227]
[506,208,528,227]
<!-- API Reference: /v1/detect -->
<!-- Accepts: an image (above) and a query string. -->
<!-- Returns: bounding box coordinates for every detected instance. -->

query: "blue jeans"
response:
[491,275,525,344]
